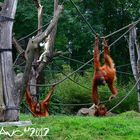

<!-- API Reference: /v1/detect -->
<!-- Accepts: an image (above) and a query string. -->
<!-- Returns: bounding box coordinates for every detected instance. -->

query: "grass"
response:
[0,111,140,140]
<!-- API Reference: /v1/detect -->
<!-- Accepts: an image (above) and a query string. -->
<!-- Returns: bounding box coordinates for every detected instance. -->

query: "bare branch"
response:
[36,2,62,75]
[33,0,40,9]
[34,0,43,34]
[33,5,63,43]
[29,0,43,100]
[54,0,59,11]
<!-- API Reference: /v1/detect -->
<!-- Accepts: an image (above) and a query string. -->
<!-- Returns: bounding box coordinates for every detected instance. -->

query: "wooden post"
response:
[0,0,19,121]
[129,26,140,111]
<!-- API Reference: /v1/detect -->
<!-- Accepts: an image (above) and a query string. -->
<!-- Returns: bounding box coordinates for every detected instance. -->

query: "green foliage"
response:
[102,80,138,113]
[38,66,138,115]
[40,65,93,115]
[14,0,140,79]
[13,0,140,114]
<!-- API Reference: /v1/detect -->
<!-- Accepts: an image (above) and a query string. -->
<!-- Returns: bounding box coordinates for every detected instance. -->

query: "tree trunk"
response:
[36,0,59,75]
[0,0,19,121]
[29,0,43,102]
[129,27,140,111]
[19,5,63,105]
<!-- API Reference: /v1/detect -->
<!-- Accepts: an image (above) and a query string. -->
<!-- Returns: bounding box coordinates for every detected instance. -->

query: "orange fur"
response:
[92,37,118,105]
[94,104,107,116]
[25,85,55,117]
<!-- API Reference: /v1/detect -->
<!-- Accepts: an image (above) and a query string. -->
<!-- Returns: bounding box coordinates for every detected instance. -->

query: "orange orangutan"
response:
[25,85,55,117]
[92,37,118,105]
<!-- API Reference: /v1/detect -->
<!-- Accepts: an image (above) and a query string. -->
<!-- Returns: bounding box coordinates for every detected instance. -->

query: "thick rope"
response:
[60,55,92,66]
[116,63,131,68]
[116,71,134,76]
[28,24,137,87]
[108,77,140,113]
[108,22,139,48]
[101,19,140,39]
[69,0,97,36]
[17,21,50,42]
[13,51,25,67]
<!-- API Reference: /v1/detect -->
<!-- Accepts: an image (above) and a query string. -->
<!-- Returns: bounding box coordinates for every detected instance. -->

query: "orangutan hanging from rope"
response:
[92,37,118,105]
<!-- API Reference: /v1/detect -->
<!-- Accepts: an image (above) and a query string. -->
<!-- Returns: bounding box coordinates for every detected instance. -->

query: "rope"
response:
[108,22,139,48]
[116,71,134,76]
[27,22,138,87]
[116,63,131,68]
[50,98,117,106]
[61,55,132,69]
[60,55,92,66]
[22,102,39,117]
[17,21,50,42]
[29,56,93,87]
[54,61,112,93]
[13,51,25,67]
[108,77,140,113]
[101,19,140,39]
[69,0,97,36]
[28,28,135,87]
[54,62,91,89]
[50,102,93,106]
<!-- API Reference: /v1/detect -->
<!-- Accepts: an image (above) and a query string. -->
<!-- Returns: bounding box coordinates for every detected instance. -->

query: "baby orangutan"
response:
[77,104,107,117]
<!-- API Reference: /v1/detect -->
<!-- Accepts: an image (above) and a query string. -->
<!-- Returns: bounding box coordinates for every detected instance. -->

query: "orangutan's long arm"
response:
[25,89,33,108]
[103,38,114,69]
[94,37,100,71]
[42,85,56,104]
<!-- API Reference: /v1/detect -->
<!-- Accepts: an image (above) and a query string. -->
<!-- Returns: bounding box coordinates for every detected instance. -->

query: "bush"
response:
[21,65,138,115]
[49,70,93,115]
[48,67,138,115]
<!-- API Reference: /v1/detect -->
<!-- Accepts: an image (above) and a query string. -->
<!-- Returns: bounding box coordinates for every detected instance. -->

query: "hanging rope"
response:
[27,22,139,88]
[69,0,97,36]
[108,77,140,113]
[17,21,51,42]
[101,19,140,39]
[13,51,25,67]
[116,71,134,76]
[60,55,92,66]
[116,63,131,68]
[108,22,139,48]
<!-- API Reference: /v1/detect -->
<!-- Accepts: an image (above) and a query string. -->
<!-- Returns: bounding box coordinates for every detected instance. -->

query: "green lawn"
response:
[0,111,140,140]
